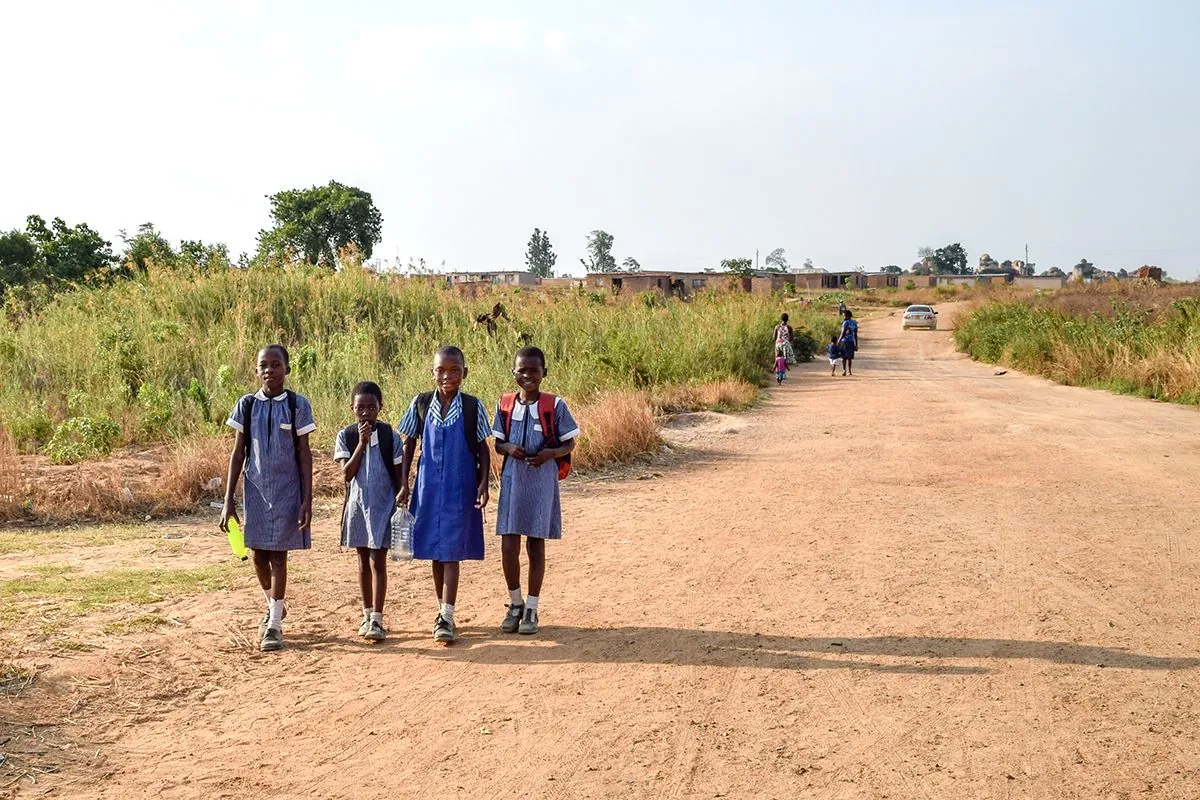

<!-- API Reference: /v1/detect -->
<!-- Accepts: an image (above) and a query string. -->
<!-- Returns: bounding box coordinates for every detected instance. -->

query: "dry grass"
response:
[651,380,758,413]
[0,429,28,522]
[572,390,663,471]
[160,435,228,504]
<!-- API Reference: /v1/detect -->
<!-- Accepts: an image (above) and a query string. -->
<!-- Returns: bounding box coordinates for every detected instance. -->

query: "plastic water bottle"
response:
[390,507,415,561]
[226,518,249,561]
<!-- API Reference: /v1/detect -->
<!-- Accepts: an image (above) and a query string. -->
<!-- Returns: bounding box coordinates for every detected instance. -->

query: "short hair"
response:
[843,309,854,319]
[435,344,466,366]
[780,313,789,323]
[260,343,290,367]
[515,345,546,369]
[351,381,383,405]
[831,333,839,340]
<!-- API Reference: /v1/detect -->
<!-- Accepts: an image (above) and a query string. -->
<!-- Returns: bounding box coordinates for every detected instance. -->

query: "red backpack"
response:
[498,392,572,481]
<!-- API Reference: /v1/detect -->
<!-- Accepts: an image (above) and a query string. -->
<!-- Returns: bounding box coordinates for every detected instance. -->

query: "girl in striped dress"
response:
[219,344,316,653]
[492,347,580,635]
[334,381,401,643]
[397,346,492,644]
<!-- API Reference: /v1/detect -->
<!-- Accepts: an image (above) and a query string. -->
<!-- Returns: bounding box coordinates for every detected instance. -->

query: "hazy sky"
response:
[4,1,1197,277]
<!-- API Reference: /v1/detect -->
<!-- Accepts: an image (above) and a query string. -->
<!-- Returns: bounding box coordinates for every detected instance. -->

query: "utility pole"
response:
[755,248,759,271]
[1025,243,1029,268]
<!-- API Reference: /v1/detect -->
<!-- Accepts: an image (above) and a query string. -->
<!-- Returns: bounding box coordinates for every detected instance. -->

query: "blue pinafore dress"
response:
[410,407,485,562]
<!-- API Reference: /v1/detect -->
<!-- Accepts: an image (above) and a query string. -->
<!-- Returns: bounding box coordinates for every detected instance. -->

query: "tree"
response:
[258,180,383,267]
[180,240,231,272]
[764,248,790,272]
[1043,266,1066,277]
[721,257,754,277]
[978,253,998,272]
[25,215,116,283]
[920,242,969,275]
[121,222,177,271]
[580,230,617,273]
[882,265,903,274]
[802,257,814,270]
[621,257,641,273]
[524,228,557,278]
[0,229,41,288]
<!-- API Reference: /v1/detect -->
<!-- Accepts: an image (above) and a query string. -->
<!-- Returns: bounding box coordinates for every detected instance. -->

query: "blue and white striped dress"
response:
[226,390,316,551]
[492,396,580,540]
[335,425,401,549]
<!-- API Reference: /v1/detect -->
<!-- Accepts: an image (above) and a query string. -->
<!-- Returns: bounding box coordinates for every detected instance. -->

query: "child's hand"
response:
[298,501,312,530]
[357,420,372,446]
[525,450,554,468]
[219,501,239,533]
[476,484,489,509]
[397,486,410,508]
[506,444,527,460]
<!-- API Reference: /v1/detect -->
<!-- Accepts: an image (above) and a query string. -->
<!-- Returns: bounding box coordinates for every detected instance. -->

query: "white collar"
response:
[254,389,289,402]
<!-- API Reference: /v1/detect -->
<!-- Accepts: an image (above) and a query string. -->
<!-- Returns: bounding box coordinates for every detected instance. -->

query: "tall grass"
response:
[0,265,837,459]
[954,282,1200,404]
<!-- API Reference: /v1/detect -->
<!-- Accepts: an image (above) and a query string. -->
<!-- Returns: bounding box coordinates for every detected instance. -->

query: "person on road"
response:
[826,334,841,377]
[774,313,795,365]
[774,348,789,384]
[838,309,858,376]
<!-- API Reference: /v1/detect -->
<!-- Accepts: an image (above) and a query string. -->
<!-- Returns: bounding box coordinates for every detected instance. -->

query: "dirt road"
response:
[9,304,1200,799]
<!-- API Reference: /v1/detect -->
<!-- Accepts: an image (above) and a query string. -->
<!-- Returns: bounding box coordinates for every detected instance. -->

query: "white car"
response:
[902,304,938,330]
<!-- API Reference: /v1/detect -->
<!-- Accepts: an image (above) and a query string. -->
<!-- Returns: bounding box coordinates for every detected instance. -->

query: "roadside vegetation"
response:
[954,281,1200,404]
[0,264,836,522]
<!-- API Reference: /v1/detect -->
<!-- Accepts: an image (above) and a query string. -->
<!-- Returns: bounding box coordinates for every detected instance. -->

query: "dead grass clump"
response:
[161,435,228,504]
[652,380,759,414]
[0,659,36,695]
[572,391,662,471]
[0,429,29,522]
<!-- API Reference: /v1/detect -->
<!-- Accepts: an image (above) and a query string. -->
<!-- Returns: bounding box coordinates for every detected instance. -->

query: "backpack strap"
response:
[238,394,256,465]
[497,392,519,474]
[377,423,397,491]
[285,390,305,504]
[413,392,434,438]
[538,393,558,444]
[461,393,480,457]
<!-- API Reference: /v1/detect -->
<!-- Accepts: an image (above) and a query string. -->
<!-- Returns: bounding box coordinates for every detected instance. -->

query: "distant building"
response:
[447,271,540,287]
[588,271,721,298]
[865,272,901,289]
[1014,275,1068,290]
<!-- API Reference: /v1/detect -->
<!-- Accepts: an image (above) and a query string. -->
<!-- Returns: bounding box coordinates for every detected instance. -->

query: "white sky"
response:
[3,0,1197,277]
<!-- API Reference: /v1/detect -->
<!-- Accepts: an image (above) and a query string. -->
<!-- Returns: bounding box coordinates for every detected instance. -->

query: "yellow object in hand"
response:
[227,518,249,561]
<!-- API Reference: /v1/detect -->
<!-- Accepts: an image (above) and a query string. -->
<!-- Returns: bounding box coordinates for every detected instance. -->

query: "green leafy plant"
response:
[45,416,122,464]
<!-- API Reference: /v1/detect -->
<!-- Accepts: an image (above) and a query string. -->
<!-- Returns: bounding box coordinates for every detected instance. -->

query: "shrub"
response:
[44,416,122,464]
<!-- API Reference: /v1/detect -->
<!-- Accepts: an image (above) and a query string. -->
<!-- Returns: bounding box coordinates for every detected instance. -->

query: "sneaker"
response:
[358,617,371,638]
[501,604,524,633]
[364,620,386,642]
[433,615,455,643]
[258,604,287,638]
[261,627,283,652]
[518,608,539,635]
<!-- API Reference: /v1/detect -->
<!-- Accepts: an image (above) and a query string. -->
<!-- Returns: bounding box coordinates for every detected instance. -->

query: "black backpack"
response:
[412,391,483,480]
[236,390,304,502]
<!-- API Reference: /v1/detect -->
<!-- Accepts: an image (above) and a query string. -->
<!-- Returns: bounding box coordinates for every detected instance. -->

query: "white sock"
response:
[370,611,383,625]
[526,595,539,612]
[362,606,373,620]
[441,603,455,623]
[267,598,284,630]
[508,588,524,607]
[263,589,271,606]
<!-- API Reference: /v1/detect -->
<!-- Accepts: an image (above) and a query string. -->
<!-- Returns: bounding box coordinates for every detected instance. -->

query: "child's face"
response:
[432,353,466,395]
[256,348,288,394]
[512,355,545,394]
[351,393,381,425]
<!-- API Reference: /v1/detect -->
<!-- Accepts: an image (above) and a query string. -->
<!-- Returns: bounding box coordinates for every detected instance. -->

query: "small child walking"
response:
[220,344,315,653]
[334,381,401,642]
[397,346,492,644]
[492,346,580,635]
[774,348,789,385]
[827,335,841,377]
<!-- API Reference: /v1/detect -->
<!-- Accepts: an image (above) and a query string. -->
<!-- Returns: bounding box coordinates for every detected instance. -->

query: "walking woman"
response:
[838,309,858,376]
[774,313,796,365]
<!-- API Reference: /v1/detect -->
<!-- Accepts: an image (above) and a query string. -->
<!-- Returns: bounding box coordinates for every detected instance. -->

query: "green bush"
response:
[44,416,122,464]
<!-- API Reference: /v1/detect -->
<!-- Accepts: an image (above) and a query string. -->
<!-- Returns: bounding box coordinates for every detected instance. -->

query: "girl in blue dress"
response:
[397,346,492,644]
[492,347,580,636]
[220,344,316,653]
[334,381,401,643]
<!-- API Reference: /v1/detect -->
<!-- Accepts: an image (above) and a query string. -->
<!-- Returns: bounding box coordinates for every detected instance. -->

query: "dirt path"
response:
[8,303,1200,799]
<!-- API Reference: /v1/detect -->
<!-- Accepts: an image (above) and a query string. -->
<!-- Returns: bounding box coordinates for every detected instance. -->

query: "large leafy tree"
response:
[0,229,42,288]
[258,181,383,267]
[580,229,617,273]
[934,242,970,275]
[121,222,177,271]
[525,228,557,277]
[621,257,641,273]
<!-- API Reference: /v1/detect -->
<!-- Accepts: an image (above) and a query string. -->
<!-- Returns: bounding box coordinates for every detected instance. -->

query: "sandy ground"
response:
[4,303,1200,799]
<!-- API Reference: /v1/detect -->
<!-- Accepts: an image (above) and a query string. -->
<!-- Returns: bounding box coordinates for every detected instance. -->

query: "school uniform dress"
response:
[841,320,858,357]
[398,392,491,562]
[226,390,316,551]
[492,396,580,540]
[334,425,401,550]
